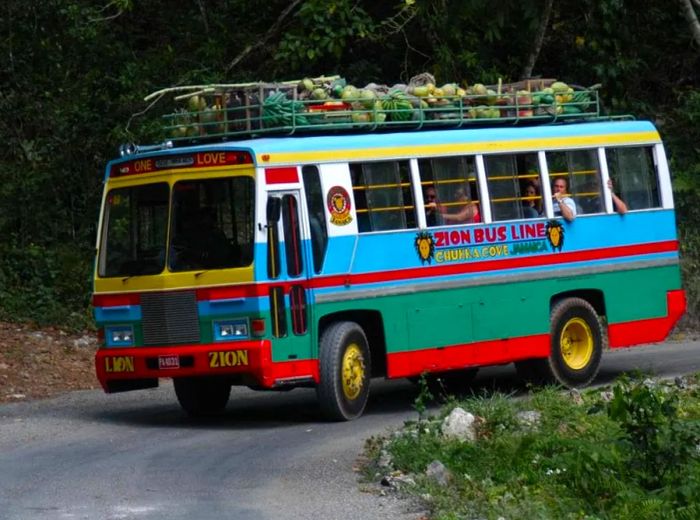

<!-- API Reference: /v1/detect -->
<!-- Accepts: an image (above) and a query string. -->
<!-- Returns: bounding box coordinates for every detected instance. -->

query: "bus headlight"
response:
[214,319,249,341]
[105,325,135,347]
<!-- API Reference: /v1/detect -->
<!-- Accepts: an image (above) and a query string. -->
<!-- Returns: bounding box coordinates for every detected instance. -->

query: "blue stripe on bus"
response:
[342,212,677,274]
[198,297,269,316]
[250,211,677,281]
[94,305,142,323]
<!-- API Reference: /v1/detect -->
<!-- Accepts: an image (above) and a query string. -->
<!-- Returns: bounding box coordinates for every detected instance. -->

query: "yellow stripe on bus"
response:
[93,266,254,293]
[257,131,660,165]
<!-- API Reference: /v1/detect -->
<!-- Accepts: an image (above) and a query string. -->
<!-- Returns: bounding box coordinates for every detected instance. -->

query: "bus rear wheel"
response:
[519,298,603,388]
[174,377,231,417]
[317,322,371,421]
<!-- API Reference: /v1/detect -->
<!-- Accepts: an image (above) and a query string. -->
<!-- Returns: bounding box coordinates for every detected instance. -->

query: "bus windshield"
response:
[98,177,254,277]
[169,177,254,271]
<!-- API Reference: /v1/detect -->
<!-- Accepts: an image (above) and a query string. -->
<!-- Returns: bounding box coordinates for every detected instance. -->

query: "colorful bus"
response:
[93,114,685,420]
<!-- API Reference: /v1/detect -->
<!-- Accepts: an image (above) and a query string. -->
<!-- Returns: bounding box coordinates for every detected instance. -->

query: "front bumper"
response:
[95,340,319,392]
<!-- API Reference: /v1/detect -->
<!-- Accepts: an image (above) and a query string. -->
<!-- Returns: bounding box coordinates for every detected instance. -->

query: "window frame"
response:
[481,151,545,223]
[350,159,417,233]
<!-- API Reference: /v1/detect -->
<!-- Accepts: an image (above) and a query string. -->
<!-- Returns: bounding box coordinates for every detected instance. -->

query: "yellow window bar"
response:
[487,172,541,181]
[419,179,477,187]
[356,205,416,214]
[491,196,542,203]
[549,169,597,177]
[432,200,480,209]
[491,193,599,204]
[354,181,411,190]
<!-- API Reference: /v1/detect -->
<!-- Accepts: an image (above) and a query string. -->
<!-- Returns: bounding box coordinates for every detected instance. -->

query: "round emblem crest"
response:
[327,186,353,226]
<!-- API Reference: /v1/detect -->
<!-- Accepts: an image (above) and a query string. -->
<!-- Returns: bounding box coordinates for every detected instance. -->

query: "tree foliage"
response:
[0,0,698,327]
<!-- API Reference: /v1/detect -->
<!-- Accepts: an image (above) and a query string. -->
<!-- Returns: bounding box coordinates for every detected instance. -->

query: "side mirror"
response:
[266,197,281,223]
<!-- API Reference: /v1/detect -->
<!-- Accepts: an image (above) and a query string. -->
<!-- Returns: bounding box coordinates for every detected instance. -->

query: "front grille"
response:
[141,291,200,346]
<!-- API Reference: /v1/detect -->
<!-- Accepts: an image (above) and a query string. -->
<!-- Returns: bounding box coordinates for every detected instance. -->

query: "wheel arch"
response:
[550,289,606,319]
[318,309,387,378]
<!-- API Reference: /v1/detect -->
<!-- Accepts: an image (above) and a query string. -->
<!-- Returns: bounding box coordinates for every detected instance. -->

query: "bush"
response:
[0,242,93,329]
[374,377,700,519]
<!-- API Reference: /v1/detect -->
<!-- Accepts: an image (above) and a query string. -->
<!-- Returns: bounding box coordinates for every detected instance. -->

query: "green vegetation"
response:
[365,376,700,519]
[0,1,698,327]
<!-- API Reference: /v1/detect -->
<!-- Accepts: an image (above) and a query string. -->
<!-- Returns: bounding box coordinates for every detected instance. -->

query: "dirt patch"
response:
[0,321,99,403]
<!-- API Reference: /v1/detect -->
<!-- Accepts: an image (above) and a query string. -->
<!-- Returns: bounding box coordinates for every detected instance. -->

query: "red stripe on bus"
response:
[95,240,677,305]
[312,240,679,289]
[265,167,298,184]
[92,293,141,306]
[608,289,686,348]
[210,239,678,299]
[386,334,551,378]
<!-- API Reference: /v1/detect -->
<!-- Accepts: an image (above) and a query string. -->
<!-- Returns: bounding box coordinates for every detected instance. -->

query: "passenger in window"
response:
[607,178,628,214]
[523,181,542,218]
[424,186,443,226]
[441,186,480,224]
[552,177,576,222]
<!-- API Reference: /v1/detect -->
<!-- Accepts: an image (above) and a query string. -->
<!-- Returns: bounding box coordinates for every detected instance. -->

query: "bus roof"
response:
[110,119,660,173]
[205,119,659,165]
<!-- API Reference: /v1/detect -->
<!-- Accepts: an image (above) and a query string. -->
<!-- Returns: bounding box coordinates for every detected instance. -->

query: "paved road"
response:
[1,339,700,520]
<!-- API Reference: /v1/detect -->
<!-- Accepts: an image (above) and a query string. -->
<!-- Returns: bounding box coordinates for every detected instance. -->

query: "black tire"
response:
[316,322,371,421]
[520,298,603,388]
[174,377,231,417]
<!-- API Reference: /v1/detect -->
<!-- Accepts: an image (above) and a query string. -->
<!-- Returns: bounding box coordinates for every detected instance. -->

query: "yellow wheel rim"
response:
[342,343,365,401]
[559,317,594,370]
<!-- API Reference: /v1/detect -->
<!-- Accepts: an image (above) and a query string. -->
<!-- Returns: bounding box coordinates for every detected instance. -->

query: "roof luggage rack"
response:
[145,75,623,145]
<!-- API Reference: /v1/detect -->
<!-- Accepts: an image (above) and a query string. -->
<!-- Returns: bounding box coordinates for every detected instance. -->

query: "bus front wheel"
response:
[317,321,371,421]
[174,377,231,417]
[518,298,603,388]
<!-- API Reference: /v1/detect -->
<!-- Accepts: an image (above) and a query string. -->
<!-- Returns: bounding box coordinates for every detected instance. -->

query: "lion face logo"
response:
[414,232,435,264]
[546,220,564,252]
[332,193,346,212]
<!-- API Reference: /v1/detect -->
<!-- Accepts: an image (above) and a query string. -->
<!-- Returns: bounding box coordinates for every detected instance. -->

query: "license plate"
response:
[158,355,180,370]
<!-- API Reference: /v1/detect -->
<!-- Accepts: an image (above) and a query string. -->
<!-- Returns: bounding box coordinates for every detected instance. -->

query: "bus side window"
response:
[484,153,540,221]
[547,149,603,215]
[350,160,416,232]
[301,165,328,273]
[418,156,481,226]
[606,146,660,210]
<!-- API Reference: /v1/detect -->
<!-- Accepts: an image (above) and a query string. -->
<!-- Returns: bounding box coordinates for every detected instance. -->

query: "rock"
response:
[381,472,416,490]
[600,390,614,402]
[441,407,477,441]
[378,449,393,469]
[569,388,584,405]
[425,460,451,486]
[73,335,96,348]
[675,376,688,389]
[516,410,541,429]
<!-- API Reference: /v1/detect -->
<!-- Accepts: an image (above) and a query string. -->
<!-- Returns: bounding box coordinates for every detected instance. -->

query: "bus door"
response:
[265,191,312,359]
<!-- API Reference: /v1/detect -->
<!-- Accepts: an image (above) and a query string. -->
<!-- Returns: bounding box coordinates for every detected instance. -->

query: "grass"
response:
[363,375,700,520]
